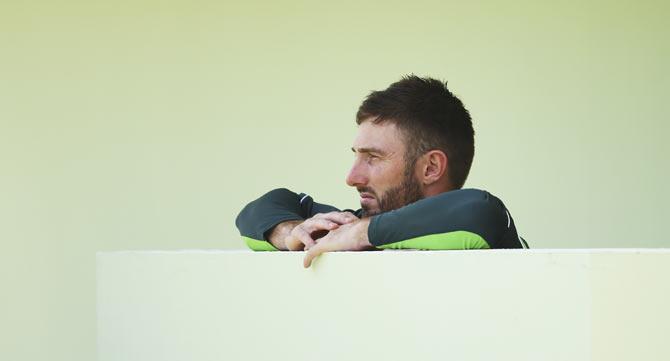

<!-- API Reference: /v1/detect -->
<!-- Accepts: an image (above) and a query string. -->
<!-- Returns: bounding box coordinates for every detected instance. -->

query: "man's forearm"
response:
[235,188,344,251]
[267,220,302,251]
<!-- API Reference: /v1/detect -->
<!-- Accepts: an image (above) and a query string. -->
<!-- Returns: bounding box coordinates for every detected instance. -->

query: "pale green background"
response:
[1,0,668,360]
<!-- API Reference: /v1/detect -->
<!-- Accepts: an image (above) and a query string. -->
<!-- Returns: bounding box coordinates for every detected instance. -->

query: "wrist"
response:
[268,220,302,251]
[356,218,372,249]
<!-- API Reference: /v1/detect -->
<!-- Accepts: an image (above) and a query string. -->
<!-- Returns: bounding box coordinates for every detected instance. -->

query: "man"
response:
[236,75,527,268]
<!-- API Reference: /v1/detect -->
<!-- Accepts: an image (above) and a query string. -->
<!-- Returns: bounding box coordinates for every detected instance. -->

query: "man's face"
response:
[346,120,424,217]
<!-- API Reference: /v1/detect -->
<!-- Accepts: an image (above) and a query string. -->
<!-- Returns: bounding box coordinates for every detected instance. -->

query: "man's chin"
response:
[360,206,381,218]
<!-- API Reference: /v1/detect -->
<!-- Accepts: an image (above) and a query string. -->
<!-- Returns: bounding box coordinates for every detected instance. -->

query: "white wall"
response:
[98,250,670,361]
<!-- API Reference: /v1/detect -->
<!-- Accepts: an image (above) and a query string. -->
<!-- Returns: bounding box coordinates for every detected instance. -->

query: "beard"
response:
[359,167,424,218]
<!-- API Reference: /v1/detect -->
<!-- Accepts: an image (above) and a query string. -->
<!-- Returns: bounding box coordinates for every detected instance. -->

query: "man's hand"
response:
[268,212,358,251]
[303,218,373,268]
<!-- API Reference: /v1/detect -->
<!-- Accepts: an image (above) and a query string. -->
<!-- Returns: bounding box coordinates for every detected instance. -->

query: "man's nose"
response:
[346,161,368,187]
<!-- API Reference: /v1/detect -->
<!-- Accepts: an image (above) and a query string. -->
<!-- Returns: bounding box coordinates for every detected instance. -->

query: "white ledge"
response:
[97,249,670,361]
[98,248,670,255]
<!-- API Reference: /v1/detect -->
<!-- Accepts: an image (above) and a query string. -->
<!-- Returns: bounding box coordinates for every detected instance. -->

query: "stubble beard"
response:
[360,166,424,218]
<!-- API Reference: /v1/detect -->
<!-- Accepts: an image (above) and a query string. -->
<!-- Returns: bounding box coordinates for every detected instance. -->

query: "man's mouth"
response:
[359,192,375,200]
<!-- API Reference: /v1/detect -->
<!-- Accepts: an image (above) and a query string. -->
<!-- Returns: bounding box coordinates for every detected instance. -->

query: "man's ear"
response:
[420,150,448,186]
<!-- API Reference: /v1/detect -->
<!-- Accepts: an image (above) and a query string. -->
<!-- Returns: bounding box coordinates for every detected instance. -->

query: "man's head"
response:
[346,75,475,217]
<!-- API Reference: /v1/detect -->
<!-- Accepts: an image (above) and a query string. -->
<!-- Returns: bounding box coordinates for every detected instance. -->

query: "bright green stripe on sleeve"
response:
[242,237,279,251]
[377,231,490,250]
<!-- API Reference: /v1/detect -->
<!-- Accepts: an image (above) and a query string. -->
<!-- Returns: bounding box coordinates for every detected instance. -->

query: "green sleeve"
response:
[368,189,525,250]
[235,188,341,251]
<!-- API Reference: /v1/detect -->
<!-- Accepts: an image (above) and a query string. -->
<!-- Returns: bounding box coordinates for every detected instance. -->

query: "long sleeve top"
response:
[235,188,528,251]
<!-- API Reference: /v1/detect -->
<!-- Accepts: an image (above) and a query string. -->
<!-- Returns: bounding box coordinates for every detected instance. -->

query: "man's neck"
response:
[423,183,454,198]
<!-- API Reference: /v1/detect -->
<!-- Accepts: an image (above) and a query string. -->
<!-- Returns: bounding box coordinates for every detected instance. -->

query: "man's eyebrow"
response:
[351,147,386,155]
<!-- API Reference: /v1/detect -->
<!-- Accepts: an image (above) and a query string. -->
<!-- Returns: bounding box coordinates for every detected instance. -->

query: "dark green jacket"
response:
[235,188,527,251]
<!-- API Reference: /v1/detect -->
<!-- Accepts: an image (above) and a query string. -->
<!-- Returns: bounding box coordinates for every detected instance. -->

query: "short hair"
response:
[356,75,475,189]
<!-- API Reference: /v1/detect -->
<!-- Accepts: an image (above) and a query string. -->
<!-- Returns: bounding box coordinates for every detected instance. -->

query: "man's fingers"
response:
[303,243,323,268]
[284,234,306,251]
[301,218,338,234]
[303,240,337,268]
[291,226,316,248]
[286,218,340,250]
[313,212,358,225]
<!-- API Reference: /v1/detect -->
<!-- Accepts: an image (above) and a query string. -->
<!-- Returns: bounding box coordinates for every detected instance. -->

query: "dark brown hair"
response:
[356,75,475,189]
